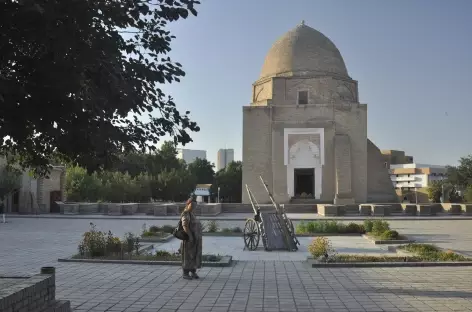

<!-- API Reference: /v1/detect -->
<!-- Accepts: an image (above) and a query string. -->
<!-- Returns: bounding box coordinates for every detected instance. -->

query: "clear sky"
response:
[158,0,472,166]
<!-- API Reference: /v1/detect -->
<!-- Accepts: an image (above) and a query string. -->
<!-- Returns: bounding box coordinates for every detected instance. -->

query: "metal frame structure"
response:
[243,176,300,251]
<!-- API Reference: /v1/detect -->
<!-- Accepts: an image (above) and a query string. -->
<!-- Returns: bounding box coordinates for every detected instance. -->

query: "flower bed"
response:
[59,223,232,266]
[307,237,472,267]
[202,220,242,236]
[362,220,411,244]
[295,220,365,235]
[140,224,174,242]
[397,243,470,261]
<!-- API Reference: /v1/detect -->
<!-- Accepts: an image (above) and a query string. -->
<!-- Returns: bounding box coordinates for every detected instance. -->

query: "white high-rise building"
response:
[217,148,234,171]
[177,149,206,164]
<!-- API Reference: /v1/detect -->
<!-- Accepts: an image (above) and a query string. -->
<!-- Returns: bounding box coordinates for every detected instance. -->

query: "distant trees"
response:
[0,165,21,204]
[211,161,242,203]
[429,154,472,203]
[65,142,242,203]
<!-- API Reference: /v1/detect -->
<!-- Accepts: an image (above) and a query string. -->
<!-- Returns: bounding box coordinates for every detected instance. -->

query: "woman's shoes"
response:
[182,274,192,280]
[190,272,199,279]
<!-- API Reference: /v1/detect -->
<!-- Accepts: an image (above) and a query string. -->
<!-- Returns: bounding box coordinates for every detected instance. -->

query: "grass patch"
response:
[398,243,470,261]
[296,220,365,234]
[141,231,168,238]
[333,255,422,262]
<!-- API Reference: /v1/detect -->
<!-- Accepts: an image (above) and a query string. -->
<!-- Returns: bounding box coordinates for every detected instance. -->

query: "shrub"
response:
[380,230,399,240]
[345,222,365,234]
[306,221,317,233]
[371,220,390,235]
[205,220,219,233]
[160,225,175,234]
[155,250,172,257]
[149,225,160,233]
[221,228,232,233]
[296,221,307,233]
[124,232,141,255]
[308,237,336,258]
[78,223,107,257]
[232,227,242,233]
[363,220,374,232]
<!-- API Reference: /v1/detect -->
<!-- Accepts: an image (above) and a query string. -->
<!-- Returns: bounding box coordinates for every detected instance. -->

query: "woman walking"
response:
[180,198,203,280]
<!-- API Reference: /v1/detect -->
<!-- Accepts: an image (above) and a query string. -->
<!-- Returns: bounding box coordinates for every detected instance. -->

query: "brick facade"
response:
[242,23,396,205]
[0,269,70,312]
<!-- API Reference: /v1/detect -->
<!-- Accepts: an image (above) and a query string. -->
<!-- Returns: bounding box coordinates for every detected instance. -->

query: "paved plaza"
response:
[1,217,472,311]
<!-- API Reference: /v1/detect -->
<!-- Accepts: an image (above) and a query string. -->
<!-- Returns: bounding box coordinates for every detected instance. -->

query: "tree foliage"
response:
[211,161,242,202]
[0,0,200,176]
[427,180,443,203]
[188,158,215,184]
[446,155,472,189]
[0,165,21,201]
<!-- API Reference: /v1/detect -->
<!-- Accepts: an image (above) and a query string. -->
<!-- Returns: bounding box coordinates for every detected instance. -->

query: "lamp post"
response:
[217,187,221,203]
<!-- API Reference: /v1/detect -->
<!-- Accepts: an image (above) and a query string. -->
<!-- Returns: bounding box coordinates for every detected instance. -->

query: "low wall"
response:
[0,267,71,312]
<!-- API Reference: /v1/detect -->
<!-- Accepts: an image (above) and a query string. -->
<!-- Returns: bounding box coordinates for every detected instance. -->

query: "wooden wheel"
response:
[243,218,260,251]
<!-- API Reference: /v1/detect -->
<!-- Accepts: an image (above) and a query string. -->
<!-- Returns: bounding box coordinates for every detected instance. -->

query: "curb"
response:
[362,234,414,245]
[202,232,243,237]
[58,255,233,267]
[310,261,472,268]
[140,234,174,243]
[297,233,362,237]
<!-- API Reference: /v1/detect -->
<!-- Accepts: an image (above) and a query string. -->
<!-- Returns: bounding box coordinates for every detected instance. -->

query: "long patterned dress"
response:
[180,210,203,271]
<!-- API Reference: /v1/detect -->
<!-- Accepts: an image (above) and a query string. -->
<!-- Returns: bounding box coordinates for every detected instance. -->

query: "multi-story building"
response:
[389,163,447,202]
[176,149,206,164]
[216,149,234,171]
[381,150,414,168]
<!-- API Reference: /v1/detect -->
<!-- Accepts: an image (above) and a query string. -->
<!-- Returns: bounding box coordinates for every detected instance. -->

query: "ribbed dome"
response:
[259,22,349,79]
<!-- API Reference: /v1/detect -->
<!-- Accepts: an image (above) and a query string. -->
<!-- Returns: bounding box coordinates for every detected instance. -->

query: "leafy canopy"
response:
[0,0,200,176]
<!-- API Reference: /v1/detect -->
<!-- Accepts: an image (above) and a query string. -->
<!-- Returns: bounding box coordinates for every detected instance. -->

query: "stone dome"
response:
[259,22,349,79]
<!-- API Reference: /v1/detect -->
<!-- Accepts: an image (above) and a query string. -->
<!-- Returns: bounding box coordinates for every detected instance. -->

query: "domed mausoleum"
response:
[242,22,397,204]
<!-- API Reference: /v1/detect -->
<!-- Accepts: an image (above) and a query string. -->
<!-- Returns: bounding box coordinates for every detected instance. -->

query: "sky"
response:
[157,0,472,166]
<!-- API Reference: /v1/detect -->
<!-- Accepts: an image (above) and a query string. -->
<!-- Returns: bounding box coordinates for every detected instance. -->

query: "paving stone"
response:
[1,218,472,312]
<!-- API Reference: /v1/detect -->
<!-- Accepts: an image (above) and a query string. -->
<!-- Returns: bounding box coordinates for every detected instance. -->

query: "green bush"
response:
[160,225,175,234]
[78,223,141,258]
[232,227,242,233]
[371,220,390,235]
[363,220,374,232]
[380,230,399,240]
[149,225,160,233]
[205,220,219,233]
[221,228,232,233]
[308,237,336,258]
[295,221,363,234]
[398,243,469,262]
[345,222,365,234]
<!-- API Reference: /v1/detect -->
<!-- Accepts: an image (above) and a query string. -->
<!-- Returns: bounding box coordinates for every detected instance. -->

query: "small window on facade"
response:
[298,90,308,104]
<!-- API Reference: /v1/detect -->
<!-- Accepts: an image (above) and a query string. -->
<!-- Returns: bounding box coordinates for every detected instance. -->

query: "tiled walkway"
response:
[1,218,472,311]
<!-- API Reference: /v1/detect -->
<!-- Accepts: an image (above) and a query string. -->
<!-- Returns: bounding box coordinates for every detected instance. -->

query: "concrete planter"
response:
[371,204,391,216]
[417,204,435,216]
[317,204,344,216]
[358,205,372,216]
[462,204,472,216]
[402,204,417,216]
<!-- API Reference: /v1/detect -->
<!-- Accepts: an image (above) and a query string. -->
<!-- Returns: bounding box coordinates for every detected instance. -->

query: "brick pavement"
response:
[1,218,472,311]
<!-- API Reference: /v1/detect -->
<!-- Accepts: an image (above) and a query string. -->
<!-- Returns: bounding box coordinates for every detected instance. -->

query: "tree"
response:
[447,155,472,189]
[0,0,200,176]
[211,161,242,202]
[427,180,443,203]
[187,158,215,184]
[0,165,21,203]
